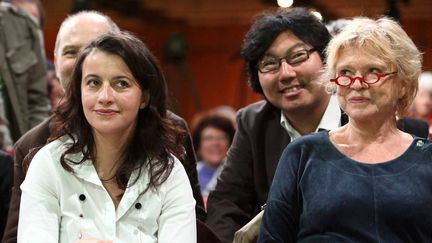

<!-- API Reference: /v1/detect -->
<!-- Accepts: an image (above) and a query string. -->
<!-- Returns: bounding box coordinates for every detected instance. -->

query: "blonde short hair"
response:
[325,17,422,117]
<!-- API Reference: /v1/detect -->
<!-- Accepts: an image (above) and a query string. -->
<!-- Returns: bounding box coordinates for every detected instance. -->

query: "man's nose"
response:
[278,60,296,79]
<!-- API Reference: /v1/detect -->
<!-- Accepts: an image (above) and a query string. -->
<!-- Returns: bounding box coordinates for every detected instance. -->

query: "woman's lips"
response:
[94,109,119,116]
[348,96,370,103]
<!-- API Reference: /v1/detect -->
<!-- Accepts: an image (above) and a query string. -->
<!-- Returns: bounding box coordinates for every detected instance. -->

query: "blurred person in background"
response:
[0,0,50,149]
[411,71,432,138]
[192,112,235,205]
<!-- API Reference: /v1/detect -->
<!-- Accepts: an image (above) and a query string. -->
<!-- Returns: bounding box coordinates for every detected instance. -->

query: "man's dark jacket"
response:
[206,100,428,243]
[2,112,206,243]
[0,151,13,240]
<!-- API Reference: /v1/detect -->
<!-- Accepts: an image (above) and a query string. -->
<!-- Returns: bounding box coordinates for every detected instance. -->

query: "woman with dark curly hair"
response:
[18,32,196,243]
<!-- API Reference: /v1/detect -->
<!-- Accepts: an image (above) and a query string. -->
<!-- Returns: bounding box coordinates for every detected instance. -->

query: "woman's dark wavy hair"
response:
[49,31,184,193]
[241,7,331,94]
[192,114,235,159]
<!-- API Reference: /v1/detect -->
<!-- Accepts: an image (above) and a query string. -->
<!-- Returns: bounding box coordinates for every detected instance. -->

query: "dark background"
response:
[40,0,432,123]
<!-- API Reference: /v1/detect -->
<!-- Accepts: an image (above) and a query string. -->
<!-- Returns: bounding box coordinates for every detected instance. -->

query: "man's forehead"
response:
[58,20,111,50]
[264,42,309,57]
[263,32,308,53]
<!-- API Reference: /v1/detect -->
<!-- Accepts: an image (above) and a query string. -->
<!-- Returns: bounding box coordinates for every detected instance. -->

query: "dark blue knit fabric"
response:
[259,131,432,243]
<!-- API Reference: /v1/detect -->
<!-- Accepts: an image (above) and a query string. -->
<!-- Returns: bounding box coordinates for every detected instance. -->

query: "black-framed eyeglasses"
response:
[330,71,397,87]
[257,48,316,73]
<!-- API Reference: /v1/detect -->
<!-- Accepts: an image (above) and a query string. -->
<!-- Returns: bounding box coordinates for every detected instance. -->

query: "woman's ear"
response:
[398,80,407,99]
[140,91,150,109]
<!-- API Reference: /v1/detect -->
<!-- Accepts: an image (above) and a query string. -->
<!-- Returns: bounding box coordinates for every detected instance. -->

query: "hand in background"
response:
[233,210,264,243]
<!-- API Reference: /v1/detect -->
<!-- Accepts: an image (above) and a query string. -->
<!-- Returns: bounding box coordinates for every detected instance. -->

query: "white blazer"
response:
[18,137,196,243]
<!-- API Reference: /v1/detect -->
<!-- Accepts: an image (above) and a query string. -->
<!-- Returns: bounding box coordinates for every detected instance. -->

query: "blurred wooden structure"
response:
[41,0,432,123]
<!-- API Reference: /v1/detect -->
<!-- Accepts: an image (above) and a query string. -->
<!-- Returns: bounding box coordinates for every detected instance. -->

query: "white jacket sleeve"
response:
[158,158,197,243]
[18,147,60,243]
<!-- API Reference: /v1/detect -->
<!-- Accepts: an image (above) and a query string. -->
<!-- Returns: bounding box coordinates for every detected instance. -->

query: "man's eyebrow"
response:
[60,44,79,52]
[263,42,308,57]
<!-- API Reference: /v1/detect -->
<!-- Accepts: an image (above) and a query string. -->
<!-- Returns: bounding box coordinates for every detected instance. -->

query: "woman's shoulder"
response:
[279,131,331,165]
[37,136,72,155]
[414,137,432,153]
[31,136,77,167]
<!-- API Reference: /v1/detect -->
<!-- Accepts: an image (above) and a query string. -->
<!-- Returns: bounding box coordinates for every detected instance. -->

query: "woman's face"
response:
[198,126,230,168]
[334,47,403,122]
[81,49,146,139]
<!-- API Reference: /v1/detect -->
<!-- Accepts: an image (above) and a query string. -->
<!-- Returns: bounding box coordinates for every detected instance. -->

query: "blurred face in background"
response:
[198,126,230,168]
[414,89,432,118]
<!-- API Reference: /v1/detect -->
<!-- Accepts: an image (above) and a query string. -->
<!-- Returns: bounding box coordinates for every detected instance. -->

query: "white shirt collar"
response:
[280,95,341,141]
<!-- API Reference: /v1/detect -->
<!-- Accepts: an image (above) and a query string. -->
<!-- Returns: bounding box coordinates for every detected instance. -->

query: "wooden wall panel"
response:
[40,0,431,124]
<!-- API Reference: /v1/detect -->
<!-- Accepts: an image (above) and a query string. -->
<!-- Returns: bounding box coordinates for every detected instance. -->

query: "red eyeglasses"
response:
[330,72,397,87]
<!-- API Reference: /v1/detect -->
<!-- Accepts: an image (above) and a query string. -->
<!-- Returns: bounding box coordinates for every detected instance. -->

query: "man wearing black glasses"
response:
[206,8,428,243]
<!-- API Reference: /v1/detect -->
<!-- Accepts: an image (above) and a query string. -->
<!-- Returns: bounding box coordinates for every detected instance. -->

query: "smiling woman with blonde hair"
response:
[258,17,432,242]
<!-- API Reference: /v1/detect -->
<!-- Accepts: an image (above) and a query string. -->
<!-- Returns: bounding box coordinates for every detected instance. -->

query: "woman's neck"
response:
[92,130,133,180]
[92,131,134,209]
[329,116,413,163]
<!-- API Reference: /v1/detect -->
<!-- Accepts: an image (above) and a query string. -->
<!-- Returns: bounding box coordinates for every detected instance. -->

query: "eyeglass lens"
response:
[335,73,387,86]
[258,49,311,73]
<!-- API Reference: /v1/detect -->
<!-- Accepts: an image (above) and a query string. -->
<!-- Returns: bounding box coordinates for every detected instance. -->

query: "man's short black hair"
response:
[241,7,331,94]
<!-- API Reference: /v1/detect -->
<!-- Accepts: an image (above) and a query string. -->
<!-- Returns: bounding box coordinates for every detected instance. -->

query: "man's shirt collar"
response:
[280,95,341,141]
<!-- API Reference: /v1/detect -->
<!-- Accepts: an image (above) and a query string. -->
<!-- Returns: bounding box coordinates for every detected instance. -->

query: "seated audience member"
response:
[259,17,432,242]
[411,71,432,137]
[3,10,205,243]
[0,151,13,240]
[18,32,196,242]
[206,8,428,243]
[192,113,235,203]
